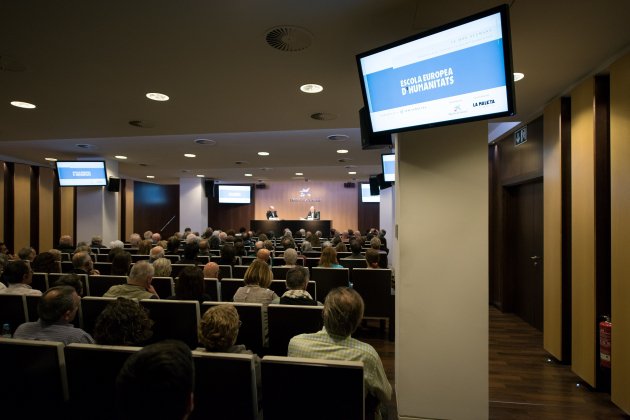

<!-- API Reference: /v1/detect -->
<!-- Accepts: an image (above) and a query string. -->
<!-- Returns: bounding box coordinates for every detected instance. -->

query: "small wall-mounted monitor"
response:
[217,185,251,204]
[356,4,515,134]
[381,153,395,182]
[55,161,108,187]
[360,182,380,203]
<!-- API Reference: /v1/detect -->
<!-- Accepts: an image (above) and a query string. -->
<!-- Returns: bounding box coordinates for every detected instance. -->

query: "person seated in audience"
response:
[202,261,221,280]
[32,251,61,273]
[234,239,246,258]
[104,261,158,299]
[343,239,364,260]
[128,233,142,247]
[116,340,194,420]
[0,260,41,296]
[280,266,318,306]
[186,233,200,245]
[249,240,263,256]
[157,239,168,250]
[0,254,9,287]
[109,239,125,249]
[280,235,296,251]
[197,240,211,256]
[280,248,299,268]
[138,239,153,255]
[108,246,125,262]
[318,247,342,268]
[52,273,84,296]
[178,242,199,265]
[143,230,153,240]
[93,298,153,346]
[17,246,36,262]
[183,227,192,237]
[151,232,161,244]
[111,251,132,276]
[218,231,228,245]
[288,287,392,419]
[14,285,94,344]
[153,257,173,277]
[217,243,237,266]
[209,231,221,250]
[56,235,75,254]
[256,248,271,266]
[166,235,181,255]
[370,237,387,267]
[321,240,333,249]
[201,227,213,239]
[167,266,211,304]
[71,251,100,275]
[335,240,348,253]
[306,233,320,248]
[90,235,106,249]
[149,245,165,263]
[0,240,11,257]
[233,259,279,304]
[365,249,381,269]
[300,240,313,253]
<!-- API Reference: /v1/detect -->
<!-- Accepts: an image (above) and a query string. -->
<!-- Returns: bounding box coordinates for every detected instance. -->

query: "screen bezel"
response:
[55,160,108,187]
[356,4,515,134]
[217,184,252,204]
[360,182,380,203]
[381,153,395,183]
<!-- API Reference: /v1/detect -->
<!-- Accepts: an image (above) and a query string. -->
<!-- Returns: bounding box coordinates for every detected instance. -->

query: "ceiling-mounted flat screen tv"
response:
[361,182,380,203]
[55,161,108,187]
[218,184,251,204]
[356,4,515,134]
[381,153,395,182]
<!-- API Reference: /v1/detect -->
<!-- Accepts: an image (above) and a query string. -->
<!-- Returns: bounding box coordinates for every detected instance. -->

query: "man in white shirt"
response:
[0,260,42,296]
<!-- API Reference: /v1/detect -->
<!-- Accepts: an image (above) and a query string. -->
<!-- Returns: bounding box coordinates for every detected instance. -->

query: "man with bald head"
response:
[149,245,165,263]
[203,261,221,280]
[256,248,271,265]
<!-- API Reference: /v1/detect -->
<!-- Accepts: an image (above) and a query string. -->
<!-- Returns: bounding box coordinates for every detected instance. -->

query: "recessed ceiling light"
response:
[10,101,36,109]
[336,149,349,154]
[258,152,270,156]
[45,157,57,162]
[300,84,323,93]
[196,174,205,178]
[348,171,357,175]
[114,155,127,160]
[146,92,169,101]
[244,173,253,177]
[295,172,303,176]
[513,72,525,82]
[146,175,155,179]
[184,153,196,158]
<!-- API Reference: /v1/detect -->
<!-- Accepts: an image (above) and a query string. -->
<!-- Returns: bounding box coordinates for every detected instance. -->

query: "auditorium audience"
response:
[300,240,313,253]
[116,340,194,420]
[280,266,318,306]
[17,246,36,262]
[150,245,165,262]
[56,235,75,254]
[197,240,211,256]
[128,233,142,247]
[365,248,381,269]
[143,230,153,240]
[209,231,221,250]
[90,235,105,249]
[14,286,94,345]
[52,273,84,296]
[153,257,173,277]
[0,260,41,295]
[179,242,199,265]
[32,251,61,273]
[111,251,132,276]
[233,259,279,304]
[167,236,181,254]
[256,248,271,265]
[202,262,220,280]
[72,251,100,275]
[288,287,391,419]
[167,266,211,304]
[342,239,364,260]
[109,239,125,249]
[151,232,161,244]
[318,247,342,268]
[335,241,348,253]
[138,239,153,255]
[281,248,299,267]
[104,261,158,299]
[93,298,153,346]
[217,243,238,266]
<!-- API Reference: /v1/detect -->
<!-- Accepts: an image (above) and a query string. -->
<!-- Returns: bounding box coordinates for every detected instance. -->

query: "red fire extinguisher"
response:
[599,316,612,368]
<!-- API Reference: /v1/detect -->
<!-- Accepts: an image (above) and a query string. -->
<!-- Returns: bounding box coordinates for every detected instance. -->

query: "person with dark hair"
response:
[0,260,41,296]
[342,239,364,260]
[56,235,75,254]
[167,266,211,304]
[138,239,153,255]
[32,251,61,274]
[280,266,318,306]
[111,251,132,276]
[17,246,36,262]
[13,286,94,344]
[288,288,391,418]
[365,248,381,269]
[52,273,84,296]
[108,246,125,262]
[178,242,199,265]
[71,251,100,275]
[116,340,194,420]
[217,243,237,266]
[167,236,181,255]
[94,298,154,346]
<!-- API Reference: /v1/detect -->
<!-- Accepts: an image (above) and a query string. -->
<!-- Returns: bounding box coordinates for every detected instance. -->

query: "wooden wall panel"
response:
[610,53,630,414]
[13,164,31,250]
[124,180,134,241]
[38,167,55,252]
[571,78,596,387]
[208,196,254,233]
[59,186,75,241]
[254,181,358,231]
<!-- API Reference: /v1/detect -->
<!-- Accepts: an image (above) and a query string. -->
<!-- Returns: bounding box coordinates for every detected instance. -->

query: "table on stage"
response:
[250,220,332,236]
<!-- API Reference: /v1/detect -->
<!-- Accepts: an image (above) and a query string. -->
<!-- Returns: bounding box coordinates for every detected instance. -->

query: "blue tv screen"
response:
[218,185,251,204]
[56,161,108,187]
[356,5,515,134]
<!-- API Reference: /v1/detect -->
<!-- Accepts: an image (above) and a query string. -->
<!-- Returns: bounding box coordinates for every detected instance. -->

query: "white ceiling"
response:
[1,0,629,183]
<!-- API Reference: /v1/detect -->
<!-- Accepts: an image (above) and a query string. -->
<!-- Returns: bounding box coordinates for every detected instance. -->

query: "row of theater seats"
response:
[0,337,368,420]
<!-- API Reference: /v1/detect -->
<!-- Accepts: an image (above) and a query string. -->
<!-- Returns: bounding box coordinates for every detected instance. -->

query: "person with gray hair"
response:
[288,287,391,418]
[281,248,299,267]
[150,245,165,262]
[109,239,125,249]
[151,232,161,244]
[57,235,75,254]
[143,230,153,240]
[300,240,313,253]
[91,235,106,248]
[13,286,94,344]
[104,260,158,299]
[185,233,199,245]
[153,257,172,277]
[129,233,142,247]
[280,266,318,306]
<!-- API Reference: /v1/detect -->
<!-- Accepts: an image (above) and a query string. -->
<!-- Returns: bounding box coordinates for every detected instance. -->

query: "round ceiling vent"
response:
[327,134,349,141]
[265,26,312,52]
[311,112,337,121]
[129,120,155,128]
[194,138,216,145]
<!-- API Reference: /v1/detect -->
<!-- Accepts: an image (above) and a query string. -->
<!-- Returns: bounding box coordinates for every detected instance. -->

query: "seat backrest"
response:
[232,265,249,279]
[218,264,233,279]
[304,257,320,268]
[271,266,291,280]
[340,258,369,270]
[200,301,264,355]
[164,254,181,263]
[241,255,256,266]
[25,295,42,323]
[31,272,49,292]
[61,260,74,273]
[80,296,117,335]
[140,299,200,349]
[203,278,219,301]
[310,267,350,301]
[219,278,244,302]
[93,261,112,275]
[267,304,323,356]
[0,294,28,335]
[152,276,175,298]
[64,343,140,419]
[171,264,195,278]
[87,275,127,297]
[261,356,364,420]
[189,351,258,420]
[0,337,68,415]
[351,269,393,318]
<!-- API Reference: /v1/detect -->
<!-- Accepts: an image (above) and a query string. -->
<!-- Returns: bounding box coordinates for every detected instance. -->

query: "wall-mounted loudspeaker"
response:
[255,183,266,189]
[344,182,356,188]
[369,175,380,196]
[359,107,393,150]
[203,180,215,198]
[107,177,120,192]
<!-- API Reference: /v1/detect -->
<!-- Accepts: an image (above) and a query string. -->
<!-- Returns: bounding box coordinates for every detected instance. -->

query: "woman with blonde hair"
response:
[233,259,277,301]
[318,246,342,268]
[152,257,172,277]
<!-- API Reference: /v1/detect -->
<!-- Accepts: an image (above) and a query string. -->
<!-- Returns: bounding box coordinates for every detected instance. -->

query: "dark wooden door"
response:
[506,180,543,330]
